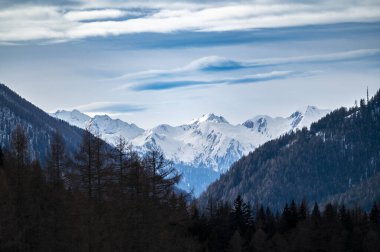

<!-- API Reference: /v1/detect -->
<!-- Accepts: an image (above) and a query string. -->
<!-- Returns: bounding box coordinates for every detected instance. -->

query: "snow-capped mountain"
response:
[52,109,91,128]
[52,107,330,195]
[132,113,267,173]
[52,110,144,144]
[242,106,331,139]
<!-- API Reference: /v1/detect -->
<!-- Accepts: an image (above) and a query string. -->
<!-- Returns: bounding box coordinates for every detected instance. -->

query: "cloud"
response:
[129,71,303,91]
[113,56,243,81]
[76,102,146,113]
[253,48,380,66]
[115,49,380,81]
[64,9,127,21]
[0,1,380,42]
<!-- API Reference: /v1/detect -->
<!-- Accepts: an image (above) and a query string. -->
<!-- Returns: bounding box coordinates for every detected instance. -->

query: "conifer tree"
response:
[10,125,29,251]
[370,203,379,225]
[75,128,96,200]
[311,202,321,226]
[0,147,3,167]
[93,132,107,205]
[114,135,127,194]
[74,127,97,252]
[143,149,180,200]
[46,132,66,187]
[11,124,28,168]
[289,200,298,227]
[298,199,308,220]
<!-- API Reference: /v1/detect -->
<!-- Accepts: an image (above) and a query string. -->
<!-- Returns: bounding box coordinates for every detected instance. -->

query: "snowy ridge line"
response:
[52,107,330,195]
[52,106,330,173]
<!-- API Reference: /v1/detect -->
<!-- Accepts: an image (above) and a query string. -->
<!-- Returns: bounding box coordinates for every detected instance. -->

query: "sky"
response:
[0,0,380,129]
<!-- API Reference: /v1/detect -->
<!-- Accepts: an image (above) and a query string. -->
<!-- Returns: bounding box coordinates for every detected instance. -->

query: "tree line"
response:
[197,195,380,251]
[0,125,379,251]
[0,125,196,251]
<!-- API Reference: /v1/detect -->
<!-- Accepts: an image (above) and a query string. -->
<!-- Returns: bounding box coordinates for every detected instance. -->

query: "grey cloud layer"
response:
[1,1,380,42]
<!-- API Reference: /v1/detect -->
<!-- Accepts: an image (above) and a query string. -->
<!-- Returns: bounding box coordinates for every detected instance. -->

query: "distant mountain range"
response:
[198,90,380,210]
[52,106,330,195]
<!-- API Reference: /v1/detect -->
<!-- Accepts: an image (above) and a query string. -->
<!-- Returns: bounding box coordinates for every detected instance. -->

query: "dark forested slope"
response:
[199,89,380,210]
[0,83,84,162]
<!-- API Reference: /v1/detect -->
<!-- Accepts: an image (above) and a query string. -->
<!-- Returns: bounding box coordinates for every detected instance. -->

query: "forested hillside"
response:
[199,89,380,210]
[0,125,198,251]
[1,125,379,252]
[0,83,84,163]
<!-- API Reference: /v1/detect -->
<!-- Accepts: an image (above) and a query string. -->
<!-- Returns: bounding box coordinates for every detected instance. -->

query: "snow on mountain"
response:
[52,109,91,129]
[132,113,266,173]
[52,107,330,195]
[189,113,229,124]
[52,110,144,144]
[293,106,331,129]
[243,106,331,139]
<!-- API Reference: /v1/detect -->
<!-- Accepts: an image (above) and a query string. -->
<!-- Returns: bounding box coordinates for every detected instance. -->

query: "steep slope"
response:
[0,84,85,163]
[199,90,380,209]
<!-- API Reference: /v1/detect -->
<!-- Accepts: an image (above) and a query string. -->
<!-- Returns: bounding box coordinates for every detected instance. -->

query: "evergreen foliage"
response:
[0,126,197,252]
[2,127,376,251]
[200,89,380,210]
[0,83,86,164]
[189,196,380,252]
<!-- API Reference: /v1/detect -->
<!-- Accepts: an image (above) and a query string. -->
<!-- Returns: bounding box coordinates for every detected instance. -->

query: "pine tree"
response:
[311,202,321,226]
[114,135,127,195]
[46,132,66,187]
[10,125,29,251]
[11,124,28,168]
[93,132,107,205]
[74,128,96,252]
[256,205,266,230]
[298,199,308,220]
[143,149,180,200]
[289,200,298,227]
[339,204,352,231]
[0,147,3,167]
[323,203,337,223]
[75,128,96,200]
[370,203,379,225]
[232,195,253,234]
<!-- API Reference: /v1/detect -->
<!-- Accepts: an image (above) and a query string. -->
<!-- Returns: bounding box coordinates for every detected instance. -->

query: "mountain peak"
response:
[54,109,85,116]
[191,113,229,124]
[294,105,323,115]
[93,114,112,121]
[52,109,91,125]
[290,105,331,129]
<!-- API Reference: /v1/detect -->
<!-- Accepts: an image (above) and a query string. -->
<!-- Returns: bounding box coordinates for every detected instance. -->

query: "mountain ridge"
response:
[53,106,330,195]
